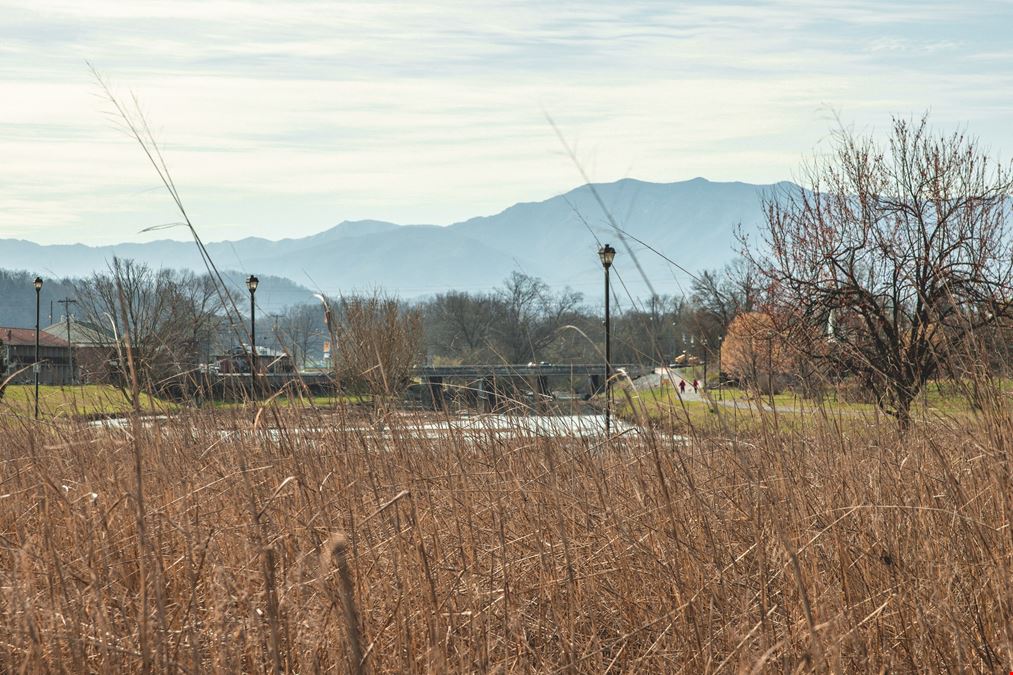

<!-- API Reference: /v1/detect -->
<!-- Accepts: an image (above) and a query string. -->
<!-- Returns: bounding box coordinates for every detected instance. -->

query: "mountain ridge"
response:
[1,177,793,303]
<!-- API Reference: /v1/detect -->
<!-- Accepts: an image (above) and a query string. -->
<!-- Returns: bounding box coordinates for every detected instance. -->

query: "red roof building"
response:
[1,327,70,348]
[0,326,72,385]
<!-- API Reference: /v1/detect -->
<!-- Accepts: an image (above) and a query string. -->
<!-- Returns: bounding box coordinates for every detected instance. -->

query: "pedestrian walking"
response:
[679,379,686,394]
[692,379,700,393]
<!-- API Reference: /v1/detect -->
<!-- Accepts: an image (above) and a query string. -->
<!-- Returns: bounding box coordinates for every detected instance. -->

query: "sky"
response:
[3,0,1013,245]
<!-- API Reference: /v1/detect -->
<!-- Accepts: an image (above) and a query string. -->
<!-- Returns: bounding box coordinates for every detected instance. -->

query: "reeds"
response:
[0,401,1010,671]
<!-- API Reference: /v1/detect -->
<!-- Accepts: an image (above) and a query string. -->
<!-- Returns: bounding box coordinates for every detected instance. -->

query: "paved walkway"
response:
[630,367,705,403]
[631,368,778,411]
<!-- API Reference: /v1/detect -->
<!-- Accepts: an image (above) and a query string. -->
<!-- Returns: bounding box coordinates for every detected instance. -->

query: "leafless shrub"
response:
[325,292,423,398]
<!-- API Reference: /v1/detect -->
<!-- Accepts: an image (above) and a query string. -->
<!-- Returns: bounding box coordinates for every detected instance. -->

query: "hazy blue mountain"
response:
[6,220,404,281]
[216,272,318,315]
[0,269,312,329]
[1,178,789,304]
[0,270,79,329]
[242,225,517,297]
[445,177,789,298]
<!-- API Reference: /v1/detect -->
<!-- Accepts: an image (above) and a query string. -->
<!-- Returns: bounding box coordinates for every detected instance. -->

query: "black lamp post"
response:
[34,276,43,419]
[717,335,723,400]
[247,275,259,399]
[767,330,775,407]
[598,244,616,435]
[703,338,709,390]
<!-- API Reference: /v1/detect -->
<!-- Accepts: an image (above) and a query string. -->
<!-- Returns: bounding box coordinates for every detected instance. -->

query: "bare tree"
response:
[691,257,764,337]
[75,258,226,396]
[422,291,501,363]
[494,272,582,363]
[612,294,686,364]
[273,303,325,369]
[751,115,1013,427]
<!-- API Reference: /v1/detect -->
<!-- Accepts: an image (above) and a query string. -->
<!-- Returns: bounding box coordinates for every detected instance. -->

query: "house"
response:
[0,327,72,385]
[42,317,117,384]
[215,345,295,375]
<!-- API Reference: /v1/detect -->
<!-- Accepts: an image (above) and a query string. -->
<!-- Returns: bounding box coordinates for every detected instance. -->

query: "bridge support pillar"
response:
[534,375,549,412]
[481,376,499,411]
[425,376,446,410]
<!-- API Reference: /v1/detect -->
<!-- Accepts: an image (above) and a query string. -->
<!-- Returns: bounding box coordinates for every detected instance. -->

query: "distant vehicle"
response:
[669,353,700,367]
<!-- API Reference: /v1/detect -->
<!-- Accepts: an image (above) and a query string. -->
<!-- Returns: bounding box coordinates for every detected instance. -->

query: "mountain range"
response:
[1,177,791,308]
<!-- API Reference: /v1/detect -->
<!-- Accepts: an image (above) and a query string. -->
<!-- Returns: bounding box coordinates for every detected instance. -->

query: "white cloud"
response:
[0,0,1011,244]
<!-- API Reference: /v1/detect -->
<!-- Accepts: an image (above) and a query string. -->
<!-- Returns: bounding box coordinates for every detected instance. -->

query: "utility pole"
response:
[57,298,77,385]
[268,313,281,352]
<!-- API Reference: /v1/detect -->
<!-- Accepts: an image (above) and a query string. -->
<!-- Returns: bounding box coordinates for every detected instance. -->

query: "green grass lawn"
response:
[0,384,174,418]
[618,381,1001,433]
[0,384,370,420]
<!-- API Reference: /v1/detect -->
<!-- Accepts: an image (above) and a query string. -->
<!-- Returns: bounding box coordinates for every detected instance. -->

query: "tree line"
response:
[0,254,761,396]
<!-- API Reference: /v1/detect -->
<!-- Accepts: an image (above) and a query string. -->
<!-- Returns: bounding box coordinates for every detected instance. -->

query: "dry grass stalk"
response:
[0,399,1009,671]
[322,533,366,675]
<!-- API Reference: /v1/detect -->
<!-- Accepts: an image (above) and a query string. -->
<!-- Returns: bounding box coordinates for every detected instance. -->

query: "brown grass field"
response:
[0,401,1010,672]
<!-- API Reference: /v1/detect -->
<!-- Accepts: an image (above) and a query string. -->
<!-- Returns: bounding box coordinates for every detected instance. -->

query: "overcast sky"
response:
[2,0,1013,245]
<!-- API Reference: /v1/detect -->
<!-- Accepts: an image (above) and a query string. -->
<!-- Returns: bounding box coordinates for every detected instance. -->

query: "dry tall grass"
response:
[0,403,1010,672]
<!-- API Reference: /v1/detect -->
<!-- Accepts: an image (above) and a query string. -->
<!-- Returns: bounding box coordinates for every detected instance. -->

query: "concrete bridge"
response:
[168,362,651,407]
[413,363,652,410]
[413,363,650,378]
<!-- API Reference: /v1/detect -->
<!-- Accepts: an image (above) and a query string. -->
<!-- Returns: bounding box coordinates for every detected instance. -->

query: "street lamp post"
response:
[767,330,775,408]
[717,335,723,400]
[247,275,259,399]
[33,277,43,419]
[703,338,709,391]
[598,244,616,435]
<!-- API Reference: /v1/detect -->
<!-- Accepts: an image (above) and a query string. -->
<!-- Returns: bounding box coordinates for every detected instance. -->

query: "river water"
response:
[89,412,645,441]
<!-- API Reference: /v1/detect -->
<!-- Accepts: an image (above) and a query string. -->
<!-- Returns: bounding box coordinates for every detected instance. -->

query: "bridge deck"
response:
[413,364,650,379]
[210,363,652,384]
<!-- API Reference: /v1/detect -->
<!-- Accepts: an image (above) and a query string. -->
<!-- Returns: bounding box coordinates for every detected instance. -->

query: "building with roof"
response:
[215,345,295,375]
[0,327,71,385]
[42,316,117,384]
